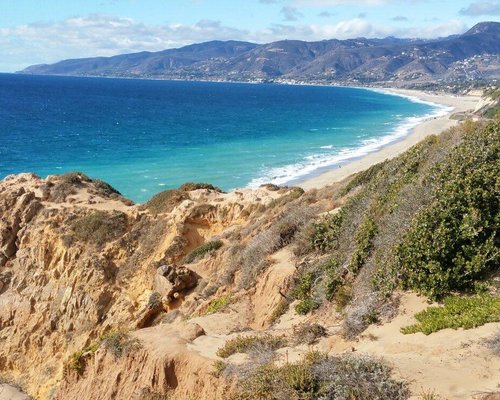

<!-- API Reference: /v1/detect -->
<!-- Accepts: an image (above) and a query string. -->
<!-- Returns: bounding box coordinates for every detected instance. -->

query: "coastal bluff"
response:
[0,117,499,400]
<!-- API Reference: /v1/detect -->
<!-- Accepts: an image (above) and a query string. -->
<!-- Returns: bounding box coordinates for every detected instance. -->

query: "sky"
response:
[0,0,499,72]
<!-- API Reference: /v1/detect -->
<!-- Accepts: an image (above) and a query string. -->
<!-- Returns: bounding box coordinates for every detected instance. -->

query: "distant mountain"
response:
[19,22,500,86]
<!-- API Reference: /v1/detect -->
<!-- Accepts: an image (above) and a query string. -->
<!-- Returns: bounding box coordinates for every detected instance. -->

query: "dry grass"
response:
[71,210,128,247]
[239,205,316,289]
[216,334,286,358]
[229,352,409,400]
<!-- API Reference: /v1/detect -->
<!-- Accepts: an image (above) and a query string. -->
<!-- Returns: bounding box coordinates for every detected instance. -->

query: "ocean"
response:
[0,73,448,202]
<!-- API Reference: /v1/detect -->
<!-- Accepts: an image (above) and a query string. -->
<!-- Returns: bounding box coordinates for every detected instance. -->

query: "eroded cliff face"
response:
[0,173,300,399]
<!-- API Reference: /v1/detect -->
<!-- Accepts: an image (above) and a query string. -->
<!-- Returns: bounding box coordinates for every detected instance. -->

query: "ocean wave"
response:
[247,98,452,188]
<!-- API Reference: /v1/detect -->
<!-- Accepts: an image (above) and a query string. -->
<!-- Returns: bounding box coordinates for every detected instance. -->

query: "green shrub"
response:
[269,299,289,325]
[212,360,227,377]
[292,323,327,345]
[291,272,320,315]
[216,335,286,358]
[349,217,377,274]
[295,298,320,315]
[71,210,128,246]
[64,330,141,375]
[205,294,231,315]
[401,294,500,335]
[183,240,223,264]
[397,121,499,299]
[63,342,100,376]
[311,211,344,252]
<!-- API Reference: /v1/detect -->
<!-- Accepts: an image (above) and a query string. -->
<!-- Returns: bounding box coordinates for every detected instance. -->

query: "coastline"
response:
[298,88,481,190]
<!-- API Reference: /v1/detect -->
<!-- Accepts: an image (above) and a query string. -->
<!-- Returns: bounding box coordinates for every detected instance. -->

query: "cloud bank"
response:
[0,13,469,72]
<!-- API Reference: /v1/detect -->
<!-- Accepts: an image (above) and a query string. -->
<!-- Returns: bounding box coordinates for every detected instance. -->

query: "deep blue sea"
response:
[0,73,447,202]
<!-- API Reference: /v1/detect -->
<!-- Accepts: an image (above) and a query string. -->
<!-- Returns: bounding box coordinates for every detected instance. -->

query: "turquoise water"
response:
[0,74,446,202]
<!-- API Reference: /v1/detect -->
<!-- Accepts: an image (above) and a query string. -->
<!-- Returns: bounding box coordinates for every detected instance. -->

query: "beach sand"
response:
[299,88,481,190]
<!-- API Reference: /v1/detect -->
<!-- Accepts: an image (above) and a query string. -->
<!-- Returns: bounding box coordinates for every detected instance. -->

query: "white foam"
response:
[247,97,452,188]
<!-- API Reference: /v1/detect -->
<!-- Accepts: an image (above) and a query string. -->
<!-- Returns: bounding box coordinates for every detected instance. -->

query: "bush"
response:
[99,331,142,358]
[232,352,409,400]
[183,240,223,264]
[92,179,121,196]
[397,121,499,299]
[292,323,327,345]
[292,272,320,315]
[268,187,304,208]
[205,294,231,315]
[63,342,100,376]
[340,161,387,196]
[484,330,500,356]
[295,298,320,315]
[311,210,344,252]
[179,182,222,192]
[142,189,190,214]
[349,216,377,274]
[269,299,289,325]
[401,294,500,335]
[216,334,286,358]
[71,210,128,246]
[239,205,315,289]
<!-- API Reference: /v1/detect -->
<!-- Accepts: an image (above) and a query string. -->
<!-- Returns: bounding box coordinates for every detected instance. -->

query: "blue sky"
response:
[1,0,499,72]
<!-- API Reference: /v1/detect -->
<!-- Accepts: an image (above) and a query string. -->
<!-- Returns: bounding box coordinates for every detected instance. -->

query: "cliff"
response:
[0,118,499,399]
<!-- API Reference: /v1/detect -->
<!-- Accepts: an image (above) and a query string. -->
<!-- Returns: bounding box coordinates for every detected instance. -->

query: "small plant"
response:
[401,294,500,335]
[205,294,231,315]
[63,342,100,376]
[419,388,441,399]
[183,240,223,264]
[212,360,227,377]
[216,334,286,358]
[269,299,289,325]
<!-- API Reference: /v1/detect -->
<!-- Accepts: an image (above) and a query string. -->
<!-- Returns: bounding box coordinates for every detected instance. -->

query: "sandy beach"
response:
[300,88,482,190]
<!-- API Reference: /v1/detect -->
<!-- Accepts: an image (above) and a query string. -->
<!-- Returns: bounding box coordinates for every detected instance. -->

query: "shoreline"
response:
[298,88,481,190]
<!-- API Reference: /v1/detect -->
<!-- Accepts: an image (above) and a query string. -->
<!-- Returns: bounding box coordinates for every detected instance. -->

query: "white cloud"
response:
[0,14,470,72]
[293,0,387,5]
[459,1,500,16]
[0,14,249,71]
[281,6,303,21]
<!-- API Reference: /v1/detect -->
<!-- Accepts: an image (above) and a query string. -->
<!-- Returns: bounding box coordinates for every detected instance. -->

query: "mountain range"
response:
[20,21,500,86]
